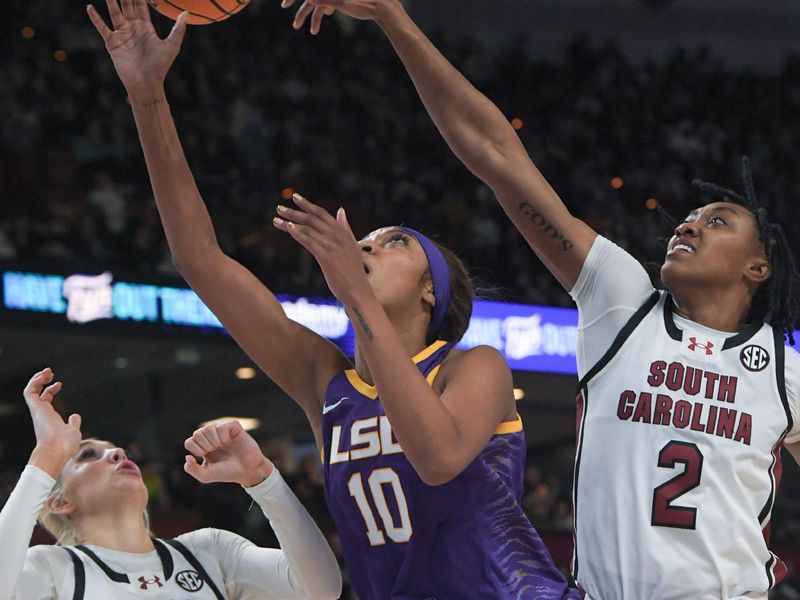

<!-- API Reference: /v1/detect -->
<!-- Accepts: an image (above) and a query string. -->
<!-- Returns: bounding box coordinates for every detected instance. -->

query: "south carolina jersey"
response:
[37,536,227,599]
[322,340,577,600]
[573,290,797,599]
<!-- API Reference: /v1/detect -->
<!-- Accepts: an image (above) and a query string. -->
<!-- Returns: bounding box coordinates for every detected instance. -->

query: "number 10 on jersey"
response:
[348,468,413,546]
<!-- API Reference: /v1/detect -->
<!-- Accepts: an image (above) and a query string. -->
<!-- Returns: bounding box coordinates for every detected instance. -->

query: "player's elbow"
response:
[471,137,527,191]
[302,570,342,600]
[415,457,463,487]
[170,243,223,279]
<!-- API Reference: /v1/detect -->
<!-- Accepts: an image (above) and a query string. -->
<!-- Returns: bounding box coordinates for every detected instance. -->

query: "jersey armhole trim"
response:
[75,545,129,583]
[774,328,793,434]
[578,291,660,388]
[64,548,86,600]
[494,413,523,435]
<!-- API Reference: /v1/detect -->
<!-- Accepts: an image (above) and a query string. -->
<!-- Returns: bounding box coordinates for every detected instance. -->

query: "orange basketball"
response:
[146,0,250,25]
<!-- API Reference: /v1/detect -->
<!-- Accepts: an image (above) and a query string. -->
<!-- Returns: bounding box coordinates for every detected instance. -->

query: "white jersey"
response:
[36,535,234,600]
[1,465,341,600]
[570,236,800,600]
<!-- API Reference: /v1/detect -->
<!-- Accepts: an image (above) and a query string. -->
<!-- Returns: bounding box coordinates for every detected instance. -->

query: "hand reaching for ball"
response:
[282,0,405,35]
[87,0,188,93]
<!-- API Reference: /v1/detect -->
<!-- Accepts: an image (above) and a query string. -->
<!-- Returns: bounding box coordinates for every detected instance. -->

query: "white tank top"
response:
[573,291,793,599]
[58,538,226,600]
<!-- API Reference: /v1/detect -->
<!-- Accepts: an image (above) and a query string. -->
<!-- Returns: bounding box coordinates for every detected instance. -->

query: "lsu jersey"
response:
[322,340,577,600]
[573,291,796,599]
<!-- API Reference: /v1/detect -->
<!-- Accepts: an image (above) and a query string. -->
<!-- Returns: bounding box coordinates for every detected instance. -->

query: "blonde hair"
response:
[37,442,151,546]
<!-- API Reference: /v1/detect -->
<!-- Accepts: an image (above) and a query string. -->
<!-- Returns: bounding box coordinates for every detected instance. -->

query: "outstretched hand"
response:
[87,0,188,92]
[24,368,82,478]
[281,0,399,35]
[184,421,274,488]
[273,193,373,305]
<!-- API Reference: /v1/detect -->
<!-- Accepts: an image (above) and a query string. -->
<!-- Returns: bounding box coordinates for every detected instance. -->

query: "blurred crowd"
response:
[3,2,800,307]
[2,0,800,596]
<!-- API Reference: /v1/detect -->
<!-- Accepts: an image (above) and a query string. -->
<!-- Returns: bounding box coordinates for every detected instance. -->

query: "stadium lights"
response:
[200,416,262,431]
[235,367,257,380]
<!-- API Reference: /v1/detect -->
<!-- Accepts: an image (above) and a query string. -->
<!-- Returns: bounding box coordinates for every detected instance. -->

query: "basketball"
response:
[146,0,250,25]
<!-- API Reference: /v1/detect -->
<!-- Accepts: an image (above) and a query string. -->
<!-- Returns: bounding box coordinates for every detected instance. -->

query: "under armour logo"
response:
[688,337,714,355]
[138,575,164,590]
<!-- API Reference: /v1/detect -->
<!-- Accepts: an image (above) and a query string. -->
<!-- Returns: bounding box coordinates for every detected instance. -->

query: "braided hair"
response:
[691,157,798,344]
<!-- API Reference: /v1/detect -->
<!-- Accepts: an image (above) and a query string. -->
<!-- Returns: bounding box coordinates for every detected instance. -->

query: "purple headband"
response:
[401,227,452,337]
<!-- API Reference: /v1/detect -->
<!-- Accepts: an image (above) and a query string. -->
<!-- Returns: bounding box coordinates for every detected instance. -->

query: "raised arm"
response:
[290,0,597,290]
[0,369,82,600]
[182,421,342,599]
[87,0,349,441]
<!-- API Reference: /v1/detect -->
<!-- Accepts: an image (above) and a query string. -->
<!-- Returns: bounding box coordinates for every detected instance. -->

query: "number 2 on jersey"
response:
[348,468,413,546]
[651,440,704,529]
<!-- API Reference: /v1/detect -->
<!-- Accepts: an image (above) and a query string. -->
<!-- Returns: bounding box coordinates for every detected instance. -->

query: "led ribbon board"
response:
[7,269,791,375]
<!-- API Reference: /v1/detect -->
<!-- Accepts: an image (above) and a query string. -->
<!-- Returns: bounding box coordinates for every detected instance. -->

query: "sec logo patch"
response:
[740,345,770,372]
[175,570,204,592]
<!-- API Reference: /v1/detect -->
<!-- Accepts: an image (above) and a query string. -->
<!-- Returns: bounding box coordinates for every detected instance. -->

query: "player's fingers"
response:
[275,218,324,255]
[292,193,335,222]
[183,455,207,482]
[104,0,125,28]
[217,421,236,445]
[275,204,333,239]
[199,424,223,450]
[293,1,314,29]
[184,437,207,457]
[41,382,63,403]
[23,368,53,398]
[280,0,300,8]
[167,11,189,47]
[336,207,358,241]
[134,0,150,20]
[310,0,342,8]
[275,204,314,226]
[310,5,326,35]
[120,0,136,19]
[68,414,82,433]
[87,5,114,40]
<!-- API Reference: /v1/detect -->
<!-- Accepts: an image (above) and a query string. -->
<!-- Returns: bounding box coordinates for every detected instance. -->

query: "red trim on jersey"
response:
[762,441,784,535]
[770,553,789,587]
[763,442,787,587]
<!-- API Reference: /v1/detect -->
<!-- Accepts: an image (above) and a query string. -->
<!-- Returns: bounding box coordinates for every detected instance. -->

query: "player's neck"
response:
[75,511,154,553]
[670,286,751,333]
[354,321,429,386]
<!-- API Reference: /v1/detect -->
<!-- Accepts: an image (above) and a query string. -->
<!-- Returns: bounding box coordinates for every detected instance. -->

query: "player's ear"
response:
[745,257,771,284]
[421,272,435,311]
[46,493,76,517]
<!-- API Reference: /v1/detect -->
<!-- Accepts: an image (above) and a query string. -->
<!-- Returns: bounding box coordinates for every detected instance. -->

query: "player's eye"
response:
[708,215,727,225]
[76,447,98,461]
[385,232,410,246]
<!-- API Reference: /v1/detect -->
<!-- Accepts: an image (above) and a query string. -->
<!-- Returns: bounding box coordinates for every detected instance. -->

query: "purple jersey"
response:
[322,340,577,600]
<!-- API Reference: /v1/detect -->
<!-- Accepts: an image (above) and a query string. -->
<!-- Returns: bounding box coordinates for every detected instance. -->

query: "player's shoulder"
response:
[26,543,74,572]
[27,543,70,560]
[173,528,250,556]
[436,345,511,392]
[782,339,800,375]
[443,345,509,374]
